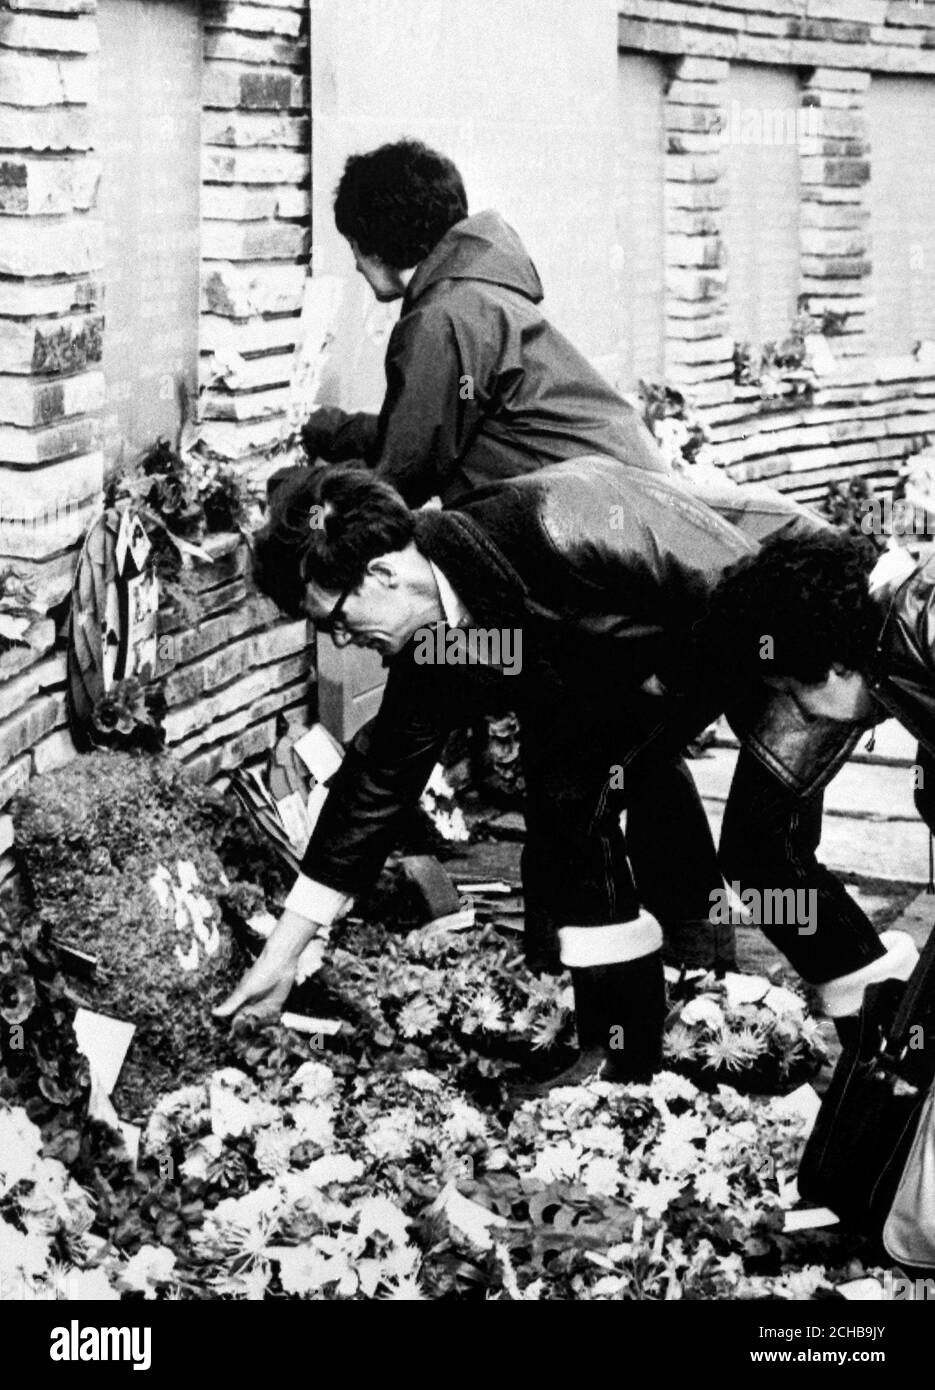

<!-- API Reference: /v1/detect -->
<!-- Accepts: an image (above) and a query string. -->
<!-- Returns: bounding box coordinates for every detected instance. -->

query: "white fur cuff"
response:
[817,930,919,1019]
[559,910,663,968]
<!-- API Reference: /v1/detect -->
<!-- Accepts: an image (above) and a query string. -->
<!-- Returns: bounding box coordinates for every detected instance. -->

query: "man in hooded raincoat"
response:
[301,139,664,506]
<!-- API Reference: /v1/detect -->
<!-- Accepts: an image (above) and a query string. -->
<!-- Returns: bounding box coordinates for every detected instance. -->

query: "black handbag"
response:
[798,923,935,1235]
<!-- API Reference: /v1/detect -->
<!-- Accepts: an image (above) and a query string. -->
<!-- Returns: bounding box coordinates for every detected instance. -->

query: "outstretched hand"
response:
[213,951,296,1021]
[213,909,324,1022]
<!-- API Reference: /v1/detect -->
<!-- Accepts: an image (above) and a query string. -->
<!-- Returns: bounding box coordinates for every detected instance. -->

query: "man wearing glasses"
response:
[215,461,816,1089]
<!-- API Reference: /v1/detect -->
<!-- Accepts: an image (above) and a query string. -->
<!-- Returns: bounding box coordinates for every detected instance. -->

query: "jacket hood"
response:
[406,209,544,305]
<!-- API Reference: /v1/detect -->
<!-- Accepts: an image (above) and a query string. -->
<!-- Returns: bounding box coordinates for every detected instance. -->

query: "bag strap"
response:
[881,918,935,1062]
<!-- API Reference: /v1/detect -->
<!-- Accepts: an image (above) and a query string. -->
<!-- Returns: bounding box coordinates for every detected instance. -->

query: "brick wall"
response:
[617,0,935,500]
[0,0,315,880]
[4,0,935,869]
[199,0,310,486]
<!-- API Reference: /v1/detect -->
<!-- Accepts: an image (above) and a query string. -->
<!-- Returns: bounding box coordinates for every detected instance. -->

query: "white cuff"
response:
[284,874,352,928]
[559,910,663,968]
[817,930,919,1019]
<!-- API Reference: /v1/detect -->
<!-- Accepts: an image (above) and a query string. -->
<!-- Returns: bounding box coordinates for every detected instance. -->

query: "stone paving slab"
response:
[886,887,935,953]
[690,745,918,821]
[701,799,931,885]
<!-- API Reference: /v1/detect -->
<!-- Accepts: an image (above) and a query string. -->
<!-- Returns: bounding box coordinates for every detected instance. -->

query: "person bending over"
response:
[215,459,813,1086]
[702,533,927,1041]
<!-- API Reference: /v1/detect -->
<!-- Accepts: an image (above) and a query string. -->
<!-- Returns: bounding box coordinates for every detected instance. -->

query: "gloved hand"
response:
[301,407,345,463]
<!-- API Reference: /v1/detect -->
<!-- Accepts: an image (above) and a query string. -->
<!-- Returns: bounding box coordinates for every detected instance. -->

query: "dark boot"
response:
[833,1015,859,1053]
[662,917,737,974]
[506,953,667,1104]
[571,952,666,1084]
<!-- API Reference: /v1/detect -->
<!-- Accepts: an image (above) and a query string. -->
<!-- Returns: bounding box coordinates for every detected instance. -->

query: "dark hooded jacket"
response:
[303,209,665,505]
[299,456,819,895]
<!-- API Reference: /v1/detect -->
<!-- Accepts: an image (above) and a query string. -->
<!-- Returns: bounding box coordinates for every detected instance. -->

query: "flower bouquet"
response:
[663,971,829,1093]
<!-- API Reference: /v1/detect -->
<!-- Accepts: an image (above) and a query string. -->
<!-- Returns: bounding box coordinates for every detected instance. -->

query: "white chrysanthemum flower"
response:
[179,1134,224,1183]
[485,1147,511,1172]
[148,1083,208,1125]
[649,1071,700,1104]
[275,1246,350,1297]
[176,859,200,892]
[212,1066,253,1091]
[722,972,770,1009]
[120,1245,177,1296]
[290,1060,335,1101]
[660,1112,707,1147]
[530,1011,566,1051]
[655,1139,701,1177]
[530,1140,581,1184]
[207,1184,283,1237]
[443,1099,488,1145]
[60,1266,121,1302]
[401,1068,442,1093]
[209,1080,278,1140]
[460,988,506,1034]
[356,1195,411,1247]
[628,1175,686,1220]
[581,1157,622,1197]
[704,1130,741,1166]
[762,985,806,1020]
[303,1153,365,1187]
[662,1024,697,1063]
[728,1121,758,1147]
[379,1241,422,1280]
[18,1164,92,1240]
[254,1126,294,1177]
[0,1219,51,1281]
[679,997,726,1030]
[396,995,442,1039]
[289,1101,335,1149]
[576,1124,625,1156]
[363,1110,418,1162]
[694,1168,732,1208]
[591,1274,628,1298]
[214,1262,272,1301]
[0,1108,44,1197]
[380,1275,427,1300]
[776,1265,830,1300]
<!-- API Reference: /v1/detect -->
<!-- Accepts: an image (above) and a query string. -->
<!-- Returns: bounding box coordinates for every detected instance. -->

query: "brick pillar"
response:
[664,55,734,407]
[0,0,100,856]
[199,0,310,485]
[0,0,103,579]
[799,67,871,361]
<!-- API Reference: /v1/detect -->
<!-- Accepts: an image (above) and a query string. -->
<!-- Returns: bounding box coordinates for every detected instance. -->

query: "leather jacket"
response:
[299,455,822,895]
[740,546,935,807]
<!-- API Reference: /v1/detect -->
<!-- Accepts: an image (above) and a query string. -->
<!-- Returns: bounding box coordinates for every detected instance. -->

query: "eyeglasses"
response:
[319,584,354,635]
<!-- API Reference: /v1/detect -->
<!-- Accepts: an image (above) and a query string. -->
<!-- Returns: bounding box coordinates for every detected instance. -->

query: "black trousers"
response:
[718,747,885,984]
[516,652,723,973]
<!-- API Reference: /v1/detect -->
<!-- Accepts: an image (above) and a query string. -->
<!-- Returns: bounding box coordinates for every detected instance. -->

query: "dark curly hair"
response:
[333,140,468,269]
[699,530,882,689]
[254,465,415,618]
